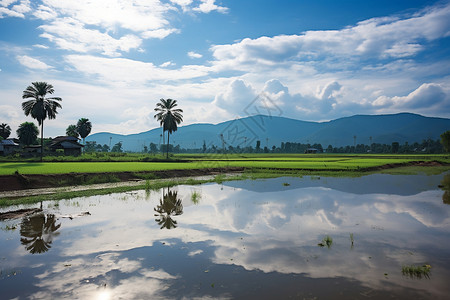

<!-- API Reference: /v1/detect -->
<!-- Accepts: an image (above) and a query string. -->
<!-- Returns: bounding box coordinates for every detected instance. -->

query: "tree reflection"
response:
[154,188,183,229]
[440,174,450,205]
[20,213,61,254]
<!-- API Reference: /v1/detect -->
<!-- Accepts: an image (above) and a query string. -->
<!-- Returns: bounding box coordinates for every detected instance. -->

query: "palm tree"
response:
[154,98,183,158]
[76,118,92,147]
[66,124,79,138]
[0,123,11,139]
[22,82,62,161]
[16,122,39,146]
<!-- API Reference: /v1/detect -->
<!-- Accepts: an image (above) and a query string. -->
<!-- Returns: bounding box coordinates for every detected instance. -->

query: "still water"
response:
[1,173,449,299]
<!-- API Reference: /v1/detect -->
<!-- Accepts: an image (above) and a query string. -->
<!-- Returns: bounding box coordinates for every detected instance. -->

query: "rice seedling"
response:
[401,264,431,279]
[318,235,333,248]
[191,191,202,204]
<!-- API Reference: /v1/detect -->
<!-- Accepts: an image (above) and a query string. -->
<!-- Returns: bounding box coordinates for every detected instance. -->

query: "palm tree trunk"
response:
[40,122,44,162]
[162,127,165,155]
[166,132,169,159]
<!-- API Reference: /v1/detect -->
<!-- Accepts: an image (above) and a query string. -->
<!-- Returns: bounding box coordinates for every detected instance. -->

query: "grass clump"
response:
[191,191,202,204]
[401,264,431,279]
[318,235,333,248]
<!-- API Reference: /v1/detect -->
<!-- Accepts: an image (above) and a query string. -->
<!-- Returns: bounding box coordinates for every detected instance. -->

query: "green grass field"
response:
[0,153,448,175]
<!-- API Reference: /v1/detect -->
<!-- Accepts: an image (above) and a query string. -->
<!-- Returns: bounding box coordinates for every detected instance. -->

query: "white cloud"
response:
[210,3,450,72]
[160,61,175,67]
[39,18,142,56]
[33,44,49,49]
[373,83,450,110]
[29,0,180,56]
[16,55,52,70]
[187,51,202,59]
[65,55,211,84]
[141,28,179,39]
[213,79,257,115]
[193,0,228,14]
[0,0,30,18]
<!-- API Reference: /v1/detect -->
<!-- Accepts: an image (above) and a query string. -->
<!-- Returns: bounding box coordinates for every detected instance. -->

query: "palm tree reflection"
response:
[20,213,61,254]
[154,188,183,229]
[440,174,450,205]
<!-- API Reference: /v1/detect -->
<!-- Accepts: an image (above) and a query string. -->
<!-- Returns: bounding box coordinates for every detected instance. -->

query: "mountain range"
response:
[86,113,450,152]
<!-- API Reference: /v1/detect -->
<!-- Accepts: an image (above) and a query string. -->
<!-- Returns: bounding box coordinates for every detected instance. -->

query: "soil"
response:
[0,208,42,220]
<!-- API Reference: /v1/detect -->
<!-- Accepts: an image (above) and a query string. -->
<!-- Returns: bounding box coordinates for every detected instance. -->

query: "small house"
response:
[304,148,318,154]
[0,139,20,156]
[49,136,84,156]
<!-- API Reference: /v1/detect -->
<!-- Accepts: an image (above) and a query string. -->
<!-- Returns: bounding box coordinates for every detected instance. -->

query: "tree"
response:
[17,122,39,146]
[0,123,11,139]
[392,142,399,153]
[149,142,158,154]
[111,141,123,152]
[66,124,79,138]
[84,141,97,152]
[441,131,450,153]
[76,118,92,147]
[22,82,62,161]
[154,98,183,158]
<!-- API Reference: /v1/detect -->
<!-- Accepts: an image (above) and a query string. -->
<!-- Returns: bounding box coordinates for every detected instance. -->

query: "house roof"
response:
[0,139,19,146]
[49,136,84,149]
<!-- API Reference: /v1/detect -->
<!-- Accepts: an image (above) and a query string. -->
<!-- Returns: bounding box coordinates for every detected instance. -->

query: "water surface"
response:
[1,173,449,299]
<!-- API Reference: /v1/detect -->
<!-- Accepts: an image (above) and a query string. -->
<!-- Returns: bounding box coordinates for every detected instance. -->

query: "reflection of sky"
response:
[1,174,450,299]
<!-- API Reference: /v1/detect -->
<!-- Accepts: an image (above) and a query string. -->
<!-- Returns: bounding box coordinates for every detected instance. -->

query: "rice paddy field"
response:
[0,154,448,175]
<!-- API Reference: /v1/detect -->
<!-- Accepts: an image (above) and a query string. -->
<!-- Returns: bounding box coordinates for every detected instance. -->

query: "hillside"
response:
[86,113,450,152]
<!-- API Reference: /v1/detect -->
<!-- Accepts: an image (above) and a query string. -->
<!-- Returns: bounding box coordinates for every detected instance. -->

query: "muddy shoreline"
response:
[0,161,447,193]
[0,167,245,192]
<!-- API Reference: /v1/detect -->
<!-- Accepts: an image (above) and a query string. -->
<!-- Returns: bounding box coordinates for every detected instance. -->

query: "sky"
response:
[0,0,449,137]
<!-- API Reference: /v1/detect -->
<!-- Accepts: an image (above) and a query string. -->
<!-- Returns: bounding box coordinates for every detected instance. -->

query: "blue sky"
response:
[0,0,449,137]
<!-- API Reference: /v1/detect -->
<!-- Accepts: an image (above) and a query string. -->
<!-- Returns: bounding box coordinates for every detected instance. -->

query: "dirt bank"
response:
[0,161,447,193]
[0,167,245,192]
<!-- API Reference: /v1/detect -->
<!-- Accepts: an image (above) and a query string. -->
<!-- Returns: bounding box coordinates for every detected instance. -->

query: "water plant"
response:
[318,235,333,248]
[190,191,202,204]
[401,264,431,279]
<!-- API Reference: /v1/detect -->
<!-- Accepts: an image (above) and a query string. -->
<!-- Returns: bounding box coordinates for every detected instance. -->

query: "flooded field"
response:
[1,173,449,299]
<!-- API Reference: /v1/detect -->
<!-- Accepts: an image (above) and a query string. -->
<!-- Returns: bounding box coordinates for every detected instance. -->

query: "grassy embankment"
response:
[1,153,449,175]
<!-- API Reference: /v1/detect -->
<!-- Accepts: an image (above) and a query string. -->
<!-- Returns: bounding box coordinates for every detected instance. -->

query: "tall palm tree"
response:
[76,118,92,147]
[0,123,11,139]
[66,124,79,138]
[16,122,39,146]
[154,98,183,158]
[22,82,62,161]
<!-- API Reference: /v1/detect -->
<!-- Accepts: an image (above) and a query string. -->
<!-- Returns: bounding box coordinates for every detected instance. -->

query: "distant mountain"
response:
[86,113,450,152]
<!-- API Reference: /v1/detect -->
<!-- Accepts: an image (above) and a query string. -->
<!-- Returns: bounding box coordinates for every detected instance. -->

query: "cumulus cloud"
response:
[39,18,142,56]
[0,0,31,18]
[64,55,210,84]
[16,55,52,69]
[373,83,450,111]
[187,51,202,59]
[160,61,175,67]
[193,0,228,14]
[213,79,257,115]
[210,3,450,72]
